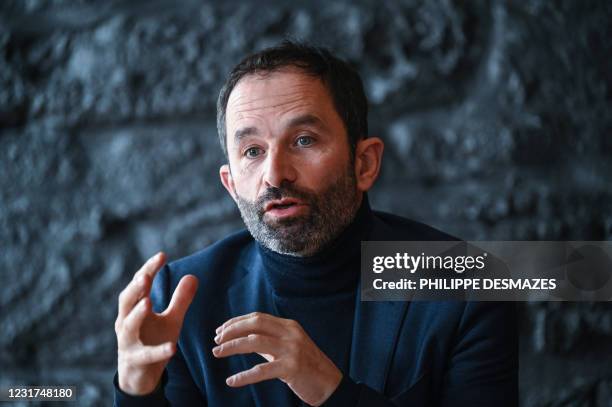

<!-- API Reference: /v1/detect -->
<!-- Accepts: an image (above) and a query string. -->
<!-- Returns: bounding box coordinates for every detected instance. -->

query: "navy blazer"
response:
[114,210,518,406]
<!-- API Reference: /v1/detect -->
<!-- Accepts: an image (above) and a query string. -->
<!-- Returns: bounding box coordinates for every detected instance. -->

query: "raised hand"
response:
[115,252,199,395]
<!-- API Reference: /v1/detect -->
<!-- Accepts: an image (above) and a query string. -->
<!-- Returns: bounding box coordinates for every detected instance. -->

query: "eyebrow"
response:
[232,114,326,144]
[234,126,259,143]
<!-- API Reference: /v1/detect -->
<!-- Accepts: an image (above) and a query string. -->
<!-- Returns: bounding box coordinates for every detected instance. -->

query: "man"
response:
[113,41,518,406]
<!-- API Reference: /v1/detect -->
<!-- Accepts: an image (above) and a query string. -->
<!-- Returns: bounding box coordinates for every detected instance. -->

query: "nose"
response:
[262,147,297,188]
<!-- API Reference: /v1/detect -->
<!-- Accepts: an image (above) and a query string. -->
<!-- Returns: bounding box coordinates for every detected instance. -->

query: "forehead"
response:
[225,68,336,126]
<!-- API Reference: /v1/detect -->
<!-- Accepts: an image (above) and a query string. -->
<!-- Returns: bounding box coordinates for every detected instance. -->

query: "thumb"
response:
[166,275,199,321]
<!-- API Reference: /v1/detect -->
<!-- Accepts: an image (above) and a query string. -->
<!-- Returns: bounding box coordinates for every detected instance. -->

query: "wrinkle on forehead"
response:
[231,95,306,114]
[227,72,325,118]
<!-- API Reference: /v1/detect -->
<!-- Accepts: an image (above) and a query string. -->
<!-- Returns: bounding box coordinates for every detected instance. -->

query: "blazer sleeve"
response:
[113,264,207,406]
[323,374,396,407]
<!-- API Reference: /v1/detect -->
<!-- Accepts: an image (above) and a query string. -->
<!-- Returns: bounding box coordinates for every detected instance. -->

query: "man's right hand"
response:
[115,252,199,395]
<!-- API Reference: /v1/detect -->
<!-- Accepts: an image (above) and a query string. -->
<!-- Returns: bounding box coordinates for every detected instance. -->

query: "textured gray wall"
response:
[1,0,611,405]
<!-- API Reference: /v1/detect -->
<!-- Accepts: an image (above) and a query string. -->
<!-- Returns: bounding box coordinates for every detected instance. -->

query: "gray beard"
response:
[235,167,359,257]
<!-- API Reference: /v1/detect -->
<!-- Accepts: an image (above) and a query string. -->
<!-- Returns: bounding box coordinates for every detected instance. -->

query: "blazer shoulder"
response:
[371,210,461,241]
[166,228,254,285]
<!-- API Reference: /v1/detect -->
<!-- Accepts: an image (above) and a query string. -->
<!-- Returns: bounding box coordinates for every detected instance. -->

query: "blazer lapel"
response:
[349,299,409,392]
[349,213,411,392]
[226,245,296,407]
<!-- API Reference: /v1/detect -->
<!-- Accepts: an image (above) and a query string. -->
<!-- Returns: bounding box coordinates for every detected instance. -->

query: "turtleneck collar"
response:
[257,195,374,298]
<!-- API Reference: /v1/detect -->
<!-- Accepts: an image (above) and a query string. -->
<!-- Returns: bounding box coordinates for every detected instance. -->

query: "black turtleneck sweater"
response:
[257,197,373,405]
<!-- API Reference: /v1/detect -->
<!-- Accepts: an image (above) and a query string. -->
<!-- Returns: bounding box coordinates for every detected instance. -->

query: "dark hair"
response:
[216,40,368,159]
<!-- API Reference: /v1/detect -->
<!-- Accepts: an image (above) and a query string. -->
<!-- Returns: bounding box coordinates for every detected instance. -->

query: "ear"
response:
[219,164,238,203]
[354,137,384,192]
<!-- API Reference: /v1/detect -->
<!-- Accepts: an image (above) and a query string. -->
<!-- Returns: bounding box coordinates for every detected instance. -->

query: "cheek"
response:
[298,155,349,188]
[233,169,260,198]
[320,142,351,171]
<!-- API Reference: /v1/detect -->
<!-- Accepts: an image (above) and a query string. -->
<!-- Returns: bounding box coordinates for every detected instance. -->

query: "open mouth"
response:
[271,202,295,209]
[264,198,301,211]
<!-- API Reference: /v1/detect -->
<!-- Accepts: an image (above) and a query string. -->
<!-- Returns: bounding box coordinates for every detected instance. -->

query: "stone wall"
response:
[1,0,610,405]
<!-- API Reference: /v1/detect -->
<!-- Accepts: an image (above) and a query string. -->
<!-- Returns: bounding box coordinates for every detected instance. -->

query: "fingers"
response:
[117,252,165,321]
[215,312,258,334]
[122,297,150,341]
[215,313,286,344]
[118,274,149,321]
[134,252,167,281]
[165,275,199,321]
[125,342,176,366]
[226,360,284,387]
[212,334,278,359]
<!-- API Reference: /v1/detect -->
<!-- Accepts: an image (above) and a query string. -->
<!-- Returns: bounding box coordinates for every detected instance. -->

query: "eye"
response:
[296,135,314,147]
[244,146,263,158]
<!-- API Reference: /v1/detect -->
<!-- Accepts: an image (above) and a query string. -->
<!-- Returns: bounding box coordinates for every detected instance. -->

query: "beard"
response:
[235,165,360,257]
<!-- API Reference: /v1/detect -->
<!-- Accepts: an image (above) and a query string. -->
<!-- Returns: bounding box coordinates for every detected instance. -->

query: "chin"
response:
[263,214,310,229]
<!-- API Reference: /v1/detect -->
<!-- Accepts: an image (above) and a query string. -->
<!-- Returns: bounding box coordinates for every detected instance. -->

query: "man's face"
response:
[220,68,361,256]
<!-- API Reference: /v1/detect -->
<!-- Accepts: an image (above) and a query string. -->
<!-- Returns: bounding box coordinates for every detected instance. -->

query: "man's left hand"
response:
[212,312,342,406]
